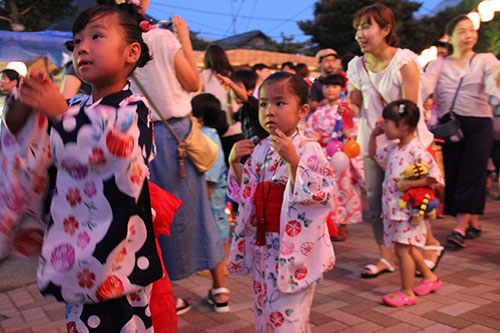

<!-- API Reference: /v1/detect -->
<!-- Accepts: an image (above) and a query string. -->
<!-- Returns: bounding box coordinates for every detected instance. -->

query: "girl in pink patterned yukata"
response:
[369,100,444,307]
[227,72,336,332]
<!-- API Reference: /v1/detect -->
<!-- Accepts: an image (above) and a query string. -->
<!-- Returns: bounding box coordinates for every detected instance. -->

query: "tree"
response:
[0,0,76,32]
[298,0,500,57]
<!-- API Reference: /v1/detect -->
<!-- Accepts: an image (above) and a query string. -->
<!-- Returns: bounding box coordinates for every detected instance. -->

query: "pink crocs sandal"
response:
[413,279,442,296]
[383,291,417,307]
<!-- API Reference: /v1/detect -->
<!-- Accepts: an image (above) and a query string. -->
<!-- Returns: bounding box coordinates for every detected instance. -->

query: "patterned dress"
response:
[0,104,51,260]
[228,132,336,332]
[37,87,162,332]
[374,139,444,248]
[305,104,364,226]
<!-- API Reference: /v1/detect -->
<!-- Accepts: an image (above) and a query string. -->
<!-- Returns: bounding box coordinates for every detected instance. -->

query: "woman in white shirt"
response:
[423,15,500,248]
[346,4,437,278]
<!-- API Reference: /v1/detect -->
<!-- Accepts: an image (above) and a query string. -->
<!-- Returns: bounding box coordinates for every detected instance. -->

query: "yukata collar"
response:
[86,81,132,108]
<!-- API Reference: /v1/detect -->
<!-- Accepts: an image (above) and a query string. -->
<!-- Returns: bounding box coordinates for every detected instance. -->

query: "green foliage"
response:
[298,0,500,56]
[0,0,76,31]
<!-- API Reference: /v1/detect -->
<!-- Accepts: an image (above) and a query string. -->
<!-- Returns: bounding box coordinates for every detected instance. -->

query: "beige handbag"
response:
[132,75,218,178]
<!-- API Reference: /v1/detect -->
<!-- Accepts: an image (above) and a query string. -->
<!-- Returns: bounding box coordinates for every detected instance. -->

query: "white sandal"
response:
[208,287,230,313]
[361,258,395,278]
[422,245,445,271]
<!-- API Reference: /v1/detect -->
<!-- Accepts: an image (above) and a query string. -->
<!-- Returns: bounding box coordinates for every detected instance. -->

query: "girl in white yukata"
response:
[20,6,163,332]
[227,72,336,332]
[368,100,444,307]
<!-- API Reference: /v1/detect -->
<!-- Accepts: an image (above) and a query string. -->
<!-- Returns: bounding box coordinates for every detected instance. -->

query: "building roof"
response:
[214,30,271,47]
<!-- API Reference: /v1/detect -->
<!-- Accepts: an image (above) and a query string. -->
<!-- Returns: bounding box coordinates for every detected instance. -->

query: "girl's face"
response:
[451,19,477,52]
[383,118,406,140]
[73,13,137,86]
[259,80,308,136]
[322,84,343,103]
[0,74,16,93]
[355,15,390,54]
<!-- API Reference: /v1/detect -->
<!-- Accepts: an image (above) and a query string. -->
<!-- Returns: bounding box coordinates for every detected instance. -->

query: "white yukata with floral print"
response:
[228,132,336,333]
[374,138,443,248]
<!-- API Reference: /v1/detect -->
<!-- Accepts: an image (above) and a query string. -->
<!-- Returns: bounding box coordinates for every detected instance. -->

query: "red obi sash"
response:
[254,181,285,246]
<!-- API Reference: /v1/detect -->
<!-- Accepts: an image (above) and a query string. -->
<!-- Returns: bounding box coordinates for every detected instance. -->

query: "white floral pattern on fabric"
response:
[374,139,444,247]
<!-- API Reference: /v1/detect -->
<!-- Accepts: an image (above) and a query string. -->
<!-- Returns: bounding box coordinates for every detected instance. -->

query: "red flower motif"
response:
[129,292,142,302]
[269,159,279,172]
[88,147,107,166]
[242,185,252,199]
[66,321,79,333]
[269,311,284,327]
[294,267,308,280]
[300,242,314,256]
[228,261,244,273]
[130,164,143,184]
[63,216,79,236]
[77,268,96,288]
[96,275,124,301]
[285,220,302,237]
[106,129,134,158]
[83,181,97,198]
[237,240,245,255]
[0,216,15,235]
[312,191,326,202]
[66,188,82,207]
[77,232,90,249]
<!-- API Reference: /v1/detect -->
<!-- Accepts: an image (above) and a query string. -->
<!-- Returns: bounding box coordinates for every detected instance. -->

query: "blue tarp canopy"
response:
[0,30,72,67]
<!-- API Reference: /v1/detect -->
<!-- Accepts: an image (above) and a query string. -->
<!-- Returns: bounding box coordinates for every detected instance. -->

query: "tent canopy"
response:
[0,30,72,67]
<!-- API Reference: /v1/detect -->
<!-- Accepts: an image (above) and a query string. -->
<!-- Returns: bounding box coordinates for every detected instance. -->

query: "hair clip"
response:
[115,0,141,6]
[139,20,153,32]
[398,104,405,114]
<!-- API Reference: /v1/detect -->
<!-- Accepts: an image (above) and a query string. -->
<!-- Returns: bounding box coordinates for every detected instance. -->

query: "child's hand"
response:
[20,71,67,120]
[396,179,411,192]
[269,129,299,166]
[229,139,254,165]
[371,119,385,137]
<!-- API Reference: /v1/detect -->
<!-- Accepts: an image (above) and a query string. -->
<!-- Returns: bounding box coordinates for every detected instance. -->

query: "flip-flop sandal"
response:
[175,298,192,315]
[361,258,395,279]
[208,287,230,313]
[417,245,445,277]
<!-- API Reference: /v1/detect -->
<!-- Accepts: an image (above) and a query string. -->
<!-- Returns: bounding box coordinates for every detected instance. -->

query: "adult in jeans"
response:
[346,4,437,278]
[423,15,500,248]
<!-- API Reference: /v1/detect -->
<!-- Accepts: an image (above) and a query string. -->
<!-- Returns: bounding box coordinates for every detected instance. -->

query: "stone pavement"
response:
[1,187,499,332]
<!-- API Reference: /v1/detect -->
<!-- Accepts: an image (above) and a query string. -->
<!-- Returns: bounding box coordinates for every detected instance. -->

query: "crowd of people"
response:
[1,1,500,332]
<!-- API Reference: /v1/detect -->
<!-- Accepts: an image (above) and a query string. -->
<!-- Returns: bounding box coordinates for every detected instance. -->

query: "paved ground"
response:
[1,185,499,333]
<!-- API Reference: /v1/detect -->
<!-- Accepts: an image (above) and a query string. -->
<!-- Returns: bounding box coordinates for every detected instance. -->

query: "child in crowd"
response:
[251,63,271,99]
[305,74,364,241]
[191,93,231,312]
[228,72,336,331]
[369,100,443,307]
[20,5,162,331]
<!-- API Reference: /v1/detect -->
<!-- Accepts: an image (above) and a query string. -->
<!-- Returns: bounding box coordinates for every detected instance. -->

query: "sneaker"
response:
[465,226,482,239]
[175,298,191,315]
[447,231,466,248]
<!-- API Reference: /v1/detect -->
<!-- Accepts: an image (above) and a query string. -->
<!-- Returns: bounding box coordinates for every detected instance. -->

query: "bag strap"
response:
[131,73,187,178]
[447,53,477,116]
[361,56,387,108]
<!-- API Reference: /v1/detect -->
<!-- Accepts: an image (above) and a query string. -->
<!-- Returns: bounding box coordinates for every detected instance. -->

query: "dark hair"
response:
[231,69,257,91]
[353,4,398,46]
[320,74,345,88]
[1,69,20,85]
[73,5,152,70]
[251,63,269,72]
[294,63,309,79]
[382,99,420,129]
[445,14,471,37]
[204,44,233,76]
[191,93,228,133]
[260,72,309,105]
[281,61,295,71]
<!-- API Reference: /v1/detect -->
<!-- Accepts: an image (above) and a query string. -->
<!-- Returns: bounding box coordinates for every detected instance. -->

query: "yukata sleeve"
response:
[227,153,258,275]
[276,141,336,293]
[374,145,392,170]
[415,146,444,188]
[0,109,51,259]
